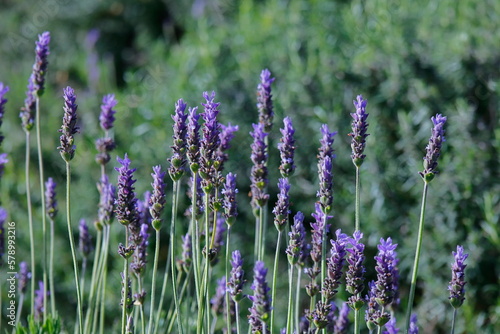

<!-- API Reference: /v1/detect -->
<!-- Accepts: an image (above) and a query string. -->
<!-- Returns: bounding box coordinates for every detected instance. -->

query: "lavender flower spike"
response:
[218,123,239,164]
[248,261,272,333]
[100,94,118,131]
[449,245,468,309]
[169,98,188,181]
[131,223,149,276]
[419,114,447,182]
[317,124,336,213]
[58,86,79,162]
[346,230,366,310]
[257,69,275,133]
[272,178,291,232]
[45,177,58,219]
[383,317,400,334]
[32,32,50,97]
[222,172,238,226]
[179,233,192,273]
[322,230,349,301]
[408,313,419,334]
[114,154,138,226]
[200,91,221,187]
[228,250,245,302]
[334,302,351,334]
[0,153,7,179]
[34,281,49,321]
[310,203,332,263]
[79,219,92,258]
[211,276,226,316]
[278,117,296,177]
[0,208,6,266]
[18,261,31,294]
[250,123,269,208]
[286,211,306,266]
[149,165,166,231]
[0,83,9,145]
[374,237,398,307]
[20,79,36,132]
[186,107,201,171]
[98,174,116,225]
[349,95,369,167]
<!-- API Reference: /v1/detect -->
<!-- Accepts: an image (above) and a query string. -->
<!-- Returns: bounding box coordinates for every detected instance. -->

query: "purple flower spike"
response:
[169,99,188,181]
[149,165,166,231]
[286,211,306,266]
[210,214,226,265]
[408,314,419,334]
[322,230,349,300]
[98,175,116,225]
[374,237,398,307]
[131,223,149,276]
[317,124,336,213]
[257,69,275,133]
[20,79,36,132]
[250,123,269,208]
[383,317,400,334]
[346,230,366,310]
[0,153,8,180]
[0,208,6,266]
[179,233,192,273]
[18,261,31,294]
[419,114,447,182]
[310,203,332,263]
[248,261,272,332]
[186,107,201,171]
[228,250,245,302]
[45,177,58,219]
[365,280,390,330]
[278,117,296,177]
[218,123,239,164]
[449,245,468,309]
[34,281,49,321]
[114,154,138,227]
[272,178,291,232]
[32,32,50,97]
[333,302,350,334]
[308,301,331,330]
[79,219,92,258]
[0,83,8,145]
[222,172,238,226]
[211,276,227,316]
[349,95,369,167]
[58,86,79,162]
[100,94,118,131]
[200,91,221,187]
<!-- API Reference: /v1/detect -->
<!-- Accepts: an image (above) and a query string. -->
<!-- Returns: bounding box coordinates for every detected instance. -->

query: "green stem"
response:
[295,267,302,332]
[405,181,429,334]
[270,230,283,332]
[147,229,161,334]
[258,207,265,261]
[154,242,171,334]
[170,181,183,334]
[166,271,186,332]
[121,229,129,334]
[320,212,328,301]
[254,214,260,261]
[355,166,360,232]
[225,227,232,334]
[24,132,35,315]
[49,217,56,315]
[65,162,83,334]
[286,265,294,334]
[191,173,201,302]
[451,308,457,334]
[98,227,110,334]
[15,294,25,325]
[235,302,241,334]
[84,227,102,334]
[138,277,146,334]
[354,308,360,334]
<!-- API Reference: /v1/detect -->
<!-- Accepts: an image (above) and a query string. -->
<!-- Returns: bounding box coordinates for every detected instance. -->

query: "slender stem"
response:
[121,229,129,334]
[16,294,25,325]
[137,277,146,334]
[286,265,294,334]
[320,212,328,301]
[355,166,360,232]
[85,228,102,334]
[295,267,302,332]
[65,162,83,334]
[225,227,232,334]
[451,308,457,334]
[24,132,35,315]
[49,217,56,315]
[258,207,265,261]
[235,302,241,334]
[405,182,429,333]
[191,173,201,302]
[254,214,260,261]
[270,230,283,332]
[154,244,171,334]
[147,229,161,334]
[98,227,110,334]
[166,271,191,333]
[170,181,183,334]
[354,308,360,334]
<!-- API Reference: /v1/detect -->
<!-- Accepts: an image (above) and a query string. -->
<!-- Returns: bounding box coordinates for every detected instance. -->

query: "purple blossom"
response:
[169,99,188,181]
[149,165,166,230]
[79,219,92,258]
[449,245,468,309]
[419,114,447,182]
[32,32,50,97]
[20,79,36,132]
[248,261,271,332]
[310,203,332,263]
[18,261,31,294]
[250,123,269,208]
[34,281,48,321]
[317,124,336,213]
[228,250,245,302]
[99,94,117,131]
[346,230,366,310]
[286,211,306,266]
[131,223,149,276]
[200,91,221,187]
[365,280,390,330]
[0,153,7,178]
[307,301,331,329]
[0,208,6,266]
[383,317,400,334]
[178,233,192,273]
[95,137,116,166]
[349,95,369,167]
[114,154,138,227]
[374,237,398,307]
[222,172,238,225]
[0,83,8,145]
[322,230,349,300]
[45,177,58,219]
[389,252,401,311]
[120,272,134,313]
[278,117,296,177]
[408,314,419,334]
[272,178,291,232]
[211,276,226,315]
[186,107,201,171]
[257,69,275,133]
[98,174,116,225]
[58,86,79,162]
[333,302,350,334]
[218,123,239,164]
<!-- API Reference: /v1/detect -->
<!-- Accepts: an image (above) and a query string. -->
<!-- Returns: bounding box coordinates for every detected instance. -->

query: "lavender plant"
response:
[249,261,272,334]
[346,230,366,334]
[449,246,468,334]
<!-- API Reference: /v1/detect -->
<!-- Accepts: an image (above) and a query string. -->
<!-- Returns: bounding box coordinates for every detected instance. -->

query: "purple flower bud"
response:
[120,272,134,314]
[186,107,201,171]
[0,208,6,266]
[99,94,118,131]
[307,301,331,329]
[408,313,419,334]
[98,174,115,225]
[349,95,369,167]
[228,250,245,302]
[79,218,92,258]
[346,230,366,310]
[383,317,400,334]
[374,237,398,307]
[322,230,349,300]
[333,302,350,334]
[169,99,188,181]
[34,281,49,321]
[131,223,149,276]
[18,261,31,294]
[222,172,238,225]
[218,123,239,164]
[272,178,291,232]
[257,69,275,133]
[250,123,269,208]
[449,245,468,309]
[149,165,166,230]
[211,276,226,316]
[310,203,332,263]
[248,261,272,331]
[286,211,306,266]
[317,124,336,213]
[58,86,79,162]
[419,114,447,182]
[0,83,9,145]
[95,137,116,165]
[365,280,390,330]
[32,32,50,97]
[200,91,221,186]
[114,154,138,226]
[0,153,7,178]
[20,78,36,132]
[45,177,58,219]
[278,117,296,177]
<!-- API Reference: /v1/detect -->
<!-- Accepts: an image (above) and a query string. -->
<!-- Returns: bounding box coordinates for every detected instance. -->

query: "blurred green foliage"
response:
[1,0,499,332]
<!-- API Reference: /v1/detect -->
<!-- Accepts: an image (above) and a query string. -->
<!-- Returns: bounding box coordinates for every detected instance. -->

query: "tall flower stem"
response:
[258,207,265,261]
[49,217,56,315]
[84,228,102,333]
[355,166,360,232]
[35,97,49,320]
[121,237,129,334]
[170,181,183,334]
[451,308,457,334]
[98,226,111,334]
[225,227,232,334]
[153,244,171,334]
[286,264,294,334]
[295,268,301,331]
[270,230,283,332]
[354,304,360,334]
[65,162,83,334]
[405,181,429,333]
[24,132,35,315]
[147,229,161,334]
